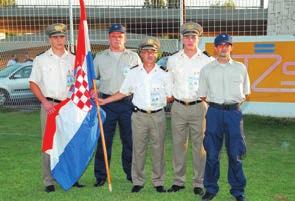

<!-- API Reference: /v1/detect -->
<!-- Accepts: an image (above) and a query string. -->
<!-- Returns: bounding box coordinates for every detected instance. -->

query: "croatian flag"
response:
[42,0,105,191]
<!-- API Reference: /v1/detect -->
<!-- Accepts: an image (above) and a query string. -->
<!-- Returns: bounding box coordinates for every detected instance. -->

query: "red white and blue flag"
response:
[42,0,105,191]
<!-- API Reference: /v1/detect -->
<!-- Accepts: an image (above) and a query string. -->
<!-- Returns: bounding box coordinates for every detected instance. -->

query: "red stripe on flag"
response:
[42,99,70,152]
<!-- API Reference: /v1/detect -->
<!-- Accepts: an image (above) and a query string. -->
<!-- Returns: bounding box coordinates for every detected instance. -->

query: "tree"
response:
[210,0,236,9]
[0,0,16,7]
[143,0,167,8]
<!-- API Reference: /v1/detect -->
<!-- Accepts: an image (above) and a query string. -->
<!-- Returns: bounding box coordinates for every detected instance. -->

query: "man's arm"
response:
[29,81,55,114]
[98,92,127,105]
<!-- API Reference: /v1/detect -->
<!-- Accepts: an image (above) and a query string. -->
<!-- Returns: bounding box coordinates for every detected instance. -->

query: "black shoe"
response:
[73,182,85,188]
[45,185,55,193]
[94,179,106,187]
[235,195,246,201]
[155,186,166,193]
[167,185,185,192]
[131,185,143,193]
[202,191,215,201]
[194,187,204,195]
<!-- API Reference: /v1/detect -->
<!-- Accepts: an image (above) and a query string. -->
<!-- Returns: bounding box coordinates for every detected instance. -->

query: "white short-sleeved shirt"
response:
[93,49,142,95]
[167,49,213,101]
[29,48,75,100]
[198,59,251,104]
[120,64,172,111]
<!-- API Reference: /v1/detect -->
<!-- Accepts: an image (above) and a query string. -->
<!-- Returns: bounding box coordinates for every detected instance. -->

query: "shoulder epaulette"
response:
[202,51,210,57]
[159,65,168,72]
[130,64,139,70]
[36,51,45,57]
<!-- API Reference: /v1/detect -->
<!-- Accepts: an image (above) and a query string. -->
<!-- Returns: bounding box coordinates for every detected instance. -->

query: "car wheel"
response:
[0,89,9,106]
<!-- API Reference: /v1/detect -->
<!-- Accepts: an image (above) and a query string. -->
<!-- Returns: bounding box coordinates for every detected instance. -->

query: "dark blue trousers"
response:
[203,106,246,197]
[94,96,133,182]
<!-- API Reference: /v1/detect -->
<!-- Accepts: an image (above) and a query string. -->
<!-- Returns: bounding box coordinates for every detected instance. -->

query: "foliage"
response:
[210,0,236,9]
[0,0,16,7]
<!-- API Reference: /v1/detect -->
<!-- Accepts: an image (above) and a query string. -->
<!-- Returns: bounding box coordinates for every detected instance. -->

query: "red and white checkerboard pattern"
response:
[71,66,92,111]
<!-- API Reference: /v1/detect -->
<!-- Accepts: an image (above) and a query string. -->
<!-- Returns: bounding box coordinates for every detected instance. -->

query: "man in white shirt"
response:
[198,34,250,201]
[167,22,213,195]
[98,37,172,193]
[29,23,84,192]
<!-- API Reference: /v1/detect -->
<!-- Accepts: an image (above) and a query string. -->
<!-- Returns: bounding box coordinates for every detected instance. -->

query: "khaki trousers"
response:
[131,110,166,187]
[171,101,207,188]
[40,104,55,187]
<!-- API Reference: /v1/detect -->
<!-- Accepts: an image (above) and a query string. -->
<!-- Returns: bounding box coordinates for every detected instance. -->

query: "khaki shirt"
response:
[93,49,141,95]
[120,64,172,111]
[29,48,75,100]
[167,49,213,101]
[198,59,251,104]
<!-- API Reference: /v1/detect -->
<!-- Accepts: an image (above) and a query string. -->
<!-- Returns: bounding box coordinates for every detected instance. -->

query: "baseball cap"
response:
[214,34,233,46]
[46,23,67,37]
[181,22,203,36]
[109,24,126,34]
[139,37,160,51]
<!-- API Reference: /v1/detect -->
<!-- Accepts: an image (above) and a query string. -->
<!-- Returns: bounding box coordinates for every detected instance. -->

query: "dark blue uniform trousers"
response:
[203,106,246,197]
[94,97,133,182]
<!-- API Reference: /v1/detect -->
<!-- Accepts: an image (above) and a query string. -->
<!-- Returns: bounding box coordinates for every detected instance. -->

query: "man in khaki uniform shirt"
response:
[199,34,250,201]
[166,22,213,195]
[97,37,172,193]
[29,23,84,192]
[93,24,142,187]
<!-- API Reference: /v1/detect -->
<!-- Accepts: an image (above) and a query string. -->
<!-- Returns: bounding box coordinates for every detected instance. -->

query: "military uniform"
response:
[199,34,250,201]
[29,23,75,188]
[93,24,142,184]
[167,22,214,191]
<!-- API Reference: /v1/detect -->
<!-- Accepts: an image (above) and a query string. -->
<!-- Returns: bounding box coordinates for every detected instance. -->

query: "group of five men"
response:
[29,21,250,201]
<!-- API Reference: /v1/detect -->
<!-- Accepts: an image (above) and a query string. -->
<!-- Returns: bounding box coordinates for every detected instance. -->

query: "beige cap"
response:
[46,23,67,37]
[181,22,203,36]
[139,37,160,51]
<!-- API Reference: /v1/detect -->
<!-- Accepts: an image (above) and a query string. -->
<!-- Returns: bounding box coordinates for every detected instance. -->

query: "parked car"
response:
[0,61,36,105]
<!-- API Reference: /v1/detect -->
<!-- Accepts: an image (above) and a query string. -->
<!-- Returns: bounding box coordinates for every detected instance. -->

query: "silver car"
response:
[0,62,36,105]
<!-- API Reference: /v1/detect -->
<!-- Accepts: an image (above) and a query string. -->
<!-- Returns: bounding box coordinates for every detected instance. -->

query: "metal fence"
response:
[0,0,293,111]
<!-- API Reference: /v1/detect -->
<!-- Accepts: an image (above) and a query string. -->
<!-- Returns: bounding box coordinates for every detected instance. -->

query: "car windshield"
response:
[0,64,22,78]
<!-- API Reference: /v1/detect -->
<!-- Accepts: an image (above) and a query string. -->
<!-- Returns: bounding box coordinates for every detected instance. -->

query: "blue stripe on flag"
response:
[52,106,106,190]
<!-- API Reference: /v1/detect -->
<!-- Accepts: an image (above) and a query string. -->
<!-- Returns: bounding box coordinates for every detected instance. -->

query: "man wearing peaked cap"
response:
[97,36,172,193]
[166,22,214,195]
[93,24,141,188]
[46,23,67,37]
[29,23,84,192]
[180,21,203,36]
[199,33,250,201]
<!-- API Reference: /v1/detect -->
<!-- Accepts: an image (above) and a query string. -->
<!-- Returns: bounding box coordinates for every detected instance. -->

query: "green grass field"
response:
[0,111,294,201]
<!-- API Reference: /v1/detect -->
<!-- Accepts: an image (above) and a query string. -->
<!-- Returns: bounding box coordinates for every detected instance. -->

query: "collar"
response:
[139,63,159,74]
[215,57,234,66]
[106,48,130,56]
[179,48,202,58]
[47,48,68,58]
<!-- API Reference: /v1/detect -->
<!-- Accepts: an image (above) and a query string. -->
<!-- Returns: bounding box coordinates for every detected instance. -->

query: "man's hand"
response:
[97,98,107,106]
[41,100,56,115]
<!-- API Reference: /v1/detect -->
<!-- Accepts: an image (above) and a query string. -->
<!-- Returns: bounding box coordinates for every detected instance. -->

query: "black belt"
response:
[209,102,239,110]
[46,97,61,103]
[100,93,132,101]
[174,98,202,106]
[134,106,163,114]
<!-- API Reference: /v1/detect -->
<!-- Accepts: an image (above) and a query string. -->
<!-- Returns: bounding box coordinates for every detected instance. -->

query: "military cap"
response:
[181,22,203,36]
[109,23,126,34]
[46,23,66,37]
[139,37,160,51]
[214,33,232,46]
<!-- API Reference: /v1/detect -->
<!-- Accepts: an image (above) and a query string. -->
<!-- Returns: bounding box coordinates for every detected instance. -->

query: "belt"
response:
[100,93,132,101]
[174,98,202,106]
[46,97,61,103]
[134,106,163,114]
[209,102,239,110]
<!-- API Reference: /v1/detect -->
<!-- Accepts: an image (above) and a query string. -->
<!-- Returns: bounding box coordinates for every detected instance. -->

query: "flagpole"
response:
[92,80,112,192]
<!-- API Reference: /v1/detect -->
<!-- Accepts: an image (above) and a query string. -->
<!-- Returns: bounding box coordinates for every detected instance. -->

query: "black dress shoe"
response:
[194,187,204,195]
[73,182,85,188]
[202,191,215,201]
[45,185,55,193]
[94,179,106,187]
[167,185,185,192]
[131,185,143,193]
[235,195,246,201]
[155,186,167,193]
